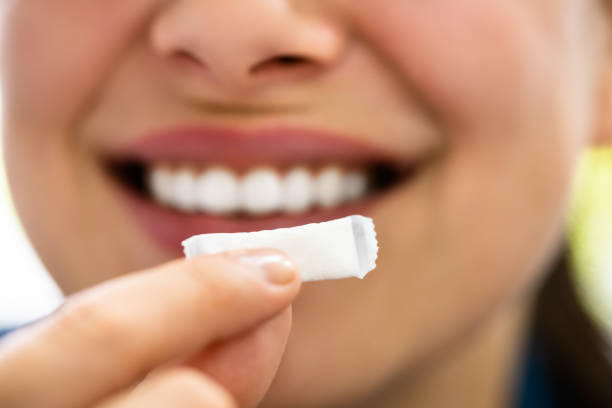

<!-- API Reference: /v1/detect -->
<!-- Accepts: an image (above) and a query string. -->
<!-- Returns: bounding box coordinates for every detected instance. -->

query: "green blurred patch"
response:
[569,147,612,332]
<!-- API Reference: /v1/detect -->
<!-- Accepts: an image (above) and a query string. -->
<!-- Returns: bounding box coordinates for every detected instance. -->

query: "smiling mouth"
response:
[103,126,420,222]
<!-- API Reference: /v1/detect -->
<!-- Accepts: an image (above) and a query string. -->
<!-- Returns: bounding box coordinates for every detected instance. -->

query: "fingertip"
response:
[226,248,301,288]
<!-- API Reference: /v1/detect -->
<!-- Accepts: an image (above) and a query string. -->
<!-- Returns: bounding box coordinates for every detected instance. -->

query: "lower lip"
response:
[115,184,382,255]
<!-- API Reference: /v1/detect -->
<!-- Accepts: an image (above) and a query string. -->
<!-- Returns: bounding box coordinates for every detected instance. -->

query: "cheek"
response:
[348,1,593,294]
[0,1,162,290]
[1,0,154,130]
[345,1,563,129]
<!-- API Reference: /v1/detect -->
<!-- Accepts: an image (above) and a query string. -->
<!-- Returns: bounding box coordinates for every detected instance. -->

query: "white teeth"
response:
[283,167,314,213]
[195,167,238,214]
[148,164,371,215]
[241,168,283,215]
[344,171,368,201]
[316,166,344,208]
[171,169,197,211]
[149,167,174,204]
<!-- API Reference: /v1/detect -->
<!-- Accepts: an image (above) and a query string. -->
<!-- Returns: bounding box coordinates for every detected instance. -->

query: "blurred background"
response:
[0,88,611,332]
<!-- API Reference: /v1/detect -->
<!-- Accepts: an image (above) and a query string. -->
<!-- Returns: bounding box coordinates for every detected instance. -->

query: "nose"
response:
[150,0,346,92]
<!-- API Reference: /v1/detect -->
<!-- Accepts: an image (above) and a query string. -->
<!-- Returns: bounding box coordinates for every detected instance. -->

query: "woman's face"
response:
[2,1,607,406]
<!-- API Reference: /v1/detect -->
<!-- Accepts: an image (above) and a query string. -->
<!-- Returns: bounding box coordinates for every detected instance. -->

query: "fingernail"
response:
[235,249,297,285]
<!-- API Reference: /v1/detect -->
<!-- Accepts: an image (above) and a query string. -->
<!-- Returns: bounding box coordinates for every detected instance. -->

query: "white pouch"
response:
[182,215,378,282]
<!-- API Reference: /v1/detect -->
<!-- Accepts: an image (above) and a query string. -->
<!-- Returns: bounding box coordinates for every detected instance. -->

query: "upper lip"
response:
[106,126,413,171]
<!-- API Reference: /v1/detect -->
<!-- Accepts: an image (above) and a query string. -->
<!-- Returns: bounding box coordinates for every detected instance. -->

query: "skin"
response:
[1,1,611,407]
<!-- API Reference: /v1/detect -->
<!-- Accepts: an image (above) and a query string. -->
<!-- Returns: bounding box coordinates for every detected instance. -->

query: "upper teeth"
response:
[149,165,369,215]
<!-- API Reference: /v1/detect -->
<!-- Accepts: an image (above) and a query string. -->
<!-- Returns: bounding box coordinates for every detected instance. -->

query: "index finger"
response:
[0,249,300,408]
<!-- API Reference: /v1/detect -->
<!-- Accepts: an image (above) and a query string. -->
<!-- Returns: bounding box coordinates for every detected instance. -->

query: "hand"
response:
[0,249,301,408]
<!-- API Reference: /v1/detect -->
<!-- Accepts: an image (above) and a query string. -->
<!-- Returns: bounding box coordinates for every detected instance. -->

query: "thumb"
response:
[186,307,293,408]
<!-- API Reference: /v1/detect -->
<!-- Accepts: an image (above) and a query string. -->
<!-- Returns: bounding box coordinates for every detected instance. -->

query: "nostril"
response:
[274,55,309,66]
[171,50,208,70]
[250,54,315,76]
